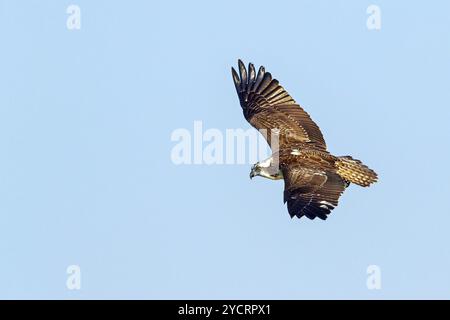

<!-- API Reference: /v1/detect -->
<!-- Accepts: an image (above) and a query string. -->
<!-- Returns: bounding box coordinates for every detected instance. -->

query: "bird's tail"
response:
[335,156,378,187]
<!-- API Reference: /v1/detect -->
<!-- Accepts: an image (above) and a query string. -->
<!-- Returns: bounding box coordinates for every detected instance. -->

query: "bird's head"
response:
[250,159,283,180]
[249,163,261,179]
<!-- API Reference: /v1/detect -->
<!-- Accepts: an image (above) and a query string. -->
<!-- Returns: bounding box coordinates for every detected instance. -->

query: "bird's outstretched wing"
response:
[231,60,326,151]
[282,165,347,220]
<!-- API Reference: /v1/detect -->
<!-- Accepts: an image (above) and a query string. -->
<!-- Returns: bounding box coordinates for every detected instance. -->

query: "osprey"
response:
[231,60,377,220]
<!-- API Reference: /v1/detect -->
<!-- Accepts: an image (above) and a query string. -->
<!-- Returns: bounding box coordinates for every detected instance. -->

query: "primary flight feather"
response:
[231,60,377,220]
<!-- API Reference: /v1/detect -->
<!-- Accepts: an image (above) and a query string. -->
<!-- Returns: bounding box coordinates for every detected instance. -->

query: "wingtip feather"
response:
[238,60,247,87]
[231,67,240,88]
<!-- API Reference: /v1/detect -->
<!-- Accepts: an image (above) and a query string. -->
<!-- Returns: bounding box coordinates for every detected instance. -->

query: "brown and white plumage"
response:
[232,60,377,220]
[231,60,326,151]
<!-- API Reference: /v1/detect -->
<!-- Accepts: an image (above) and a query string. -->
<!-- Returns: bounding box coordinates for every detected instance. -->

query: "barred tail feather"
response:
[336,156,378,187]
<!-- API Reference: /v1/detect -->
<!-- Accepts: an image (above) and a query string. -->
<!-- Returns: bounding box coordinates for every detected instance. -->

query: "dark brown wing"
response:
[282,164,347,220]
[231,60,326,151]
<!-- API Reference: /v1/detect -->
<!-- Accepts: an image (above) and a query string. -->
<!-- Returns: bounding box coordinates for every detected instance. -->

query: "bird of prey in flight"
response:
[231,60,377,220]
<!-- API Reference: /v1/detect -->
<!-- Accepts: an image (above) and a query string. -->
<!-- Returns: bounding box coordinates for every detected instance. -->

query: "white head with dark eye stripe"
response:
[249,163,260,179]
[249,158,283,180]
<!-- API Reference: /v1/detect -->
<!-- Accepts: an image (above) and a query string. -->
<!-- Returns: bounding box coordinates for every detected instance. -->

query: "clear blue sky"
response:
[1,0,449,299]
